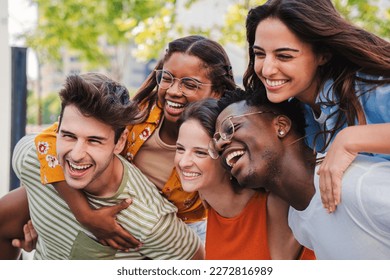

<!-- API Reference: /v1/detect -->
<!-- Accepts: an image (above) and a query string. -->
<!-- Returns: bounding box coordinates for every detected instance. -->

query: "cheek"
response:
[56,140,66,155]
[173,154,181,168]
[254,59,263,77]
[157,88,166,102]
[188,89,216,103]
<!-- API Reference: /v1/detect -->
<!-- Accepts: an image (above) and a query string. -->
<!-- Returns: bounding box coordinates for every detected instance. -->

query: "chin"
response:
[64,178,87,190]
[238,170,267,190]
[236,174,256,189]
[266,93,289,104]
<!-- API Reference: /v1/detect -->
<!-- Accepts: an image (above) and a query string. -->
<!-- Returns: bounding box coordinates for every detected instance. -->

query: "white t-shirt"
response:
[288,154,390,259]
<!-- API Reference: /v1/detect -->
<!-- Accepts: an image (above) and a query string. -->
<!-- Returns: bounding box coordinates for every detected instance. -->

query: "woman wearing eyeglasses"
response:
[22,35,237,252]
[175,94,314,259]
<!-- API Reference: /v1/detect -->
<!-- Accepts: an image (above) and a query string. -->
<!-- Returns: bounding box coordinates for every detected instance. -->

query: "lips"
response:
[165,100,186,116]
[166,100,185,109]
[181,170,201,179]
[265,78,288,87]
[224,149,245,167]
[66,160,92,177]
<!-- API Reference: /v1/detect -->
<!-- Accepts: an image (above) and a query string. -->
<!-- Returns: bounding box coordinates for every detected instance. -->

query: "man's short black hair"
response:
[217,88,307,137]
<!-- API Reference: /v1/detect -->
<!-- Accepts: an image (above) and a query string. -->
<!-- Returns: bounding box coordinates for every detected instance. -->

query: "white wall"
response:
[0,0,11,197]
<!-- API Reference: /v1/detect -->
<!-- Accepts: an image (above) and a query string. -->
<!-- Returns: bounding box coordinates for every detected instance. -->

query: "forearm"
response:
[53,181,92,223]
[0,187,30,259]
[340,123,390,155]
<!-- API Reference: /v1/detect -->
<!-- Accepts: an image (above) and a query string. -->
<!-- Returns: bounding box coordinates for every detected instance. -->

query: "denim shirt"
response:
[302,73,390,160]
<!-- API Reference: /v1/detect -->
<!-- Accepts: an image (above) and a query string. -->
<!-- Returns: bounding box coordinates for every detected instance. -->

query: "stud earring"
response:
[278,129,285,136]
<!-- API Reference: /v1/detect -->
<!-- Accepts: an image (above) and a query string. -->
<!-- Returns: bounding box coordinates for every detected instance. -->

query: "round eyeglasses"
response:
[208,110,277,159]
[155,69,213,97]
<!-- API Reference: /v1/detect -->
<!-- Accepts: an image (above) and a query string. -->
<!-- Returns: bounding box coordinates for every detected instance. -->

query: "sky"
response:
[8,0,38,79]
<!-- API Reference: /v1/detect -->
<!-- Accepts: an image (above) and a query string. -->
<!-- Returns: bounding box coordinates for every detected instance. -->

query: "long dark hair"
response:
[244,0,390,151]
[133,35,236,121]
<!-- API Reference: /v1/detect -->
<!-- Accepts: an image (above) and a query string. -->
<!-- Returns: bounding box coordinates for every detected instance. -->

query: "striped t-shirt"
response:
[12,134,200,260]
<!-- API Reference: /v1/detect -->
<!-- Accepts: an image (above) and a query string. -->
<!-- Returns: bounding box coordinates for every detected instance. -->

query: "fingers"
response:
[11,239,22,249]
[114,226,142,249]
[318,168,334,213]
[24,220,38,251]
[102,237,142,252]
[11,220,38,252]
[331,173,342,207]
[99,225,142,251]
[108,199,132,215]
[318,164,342,213]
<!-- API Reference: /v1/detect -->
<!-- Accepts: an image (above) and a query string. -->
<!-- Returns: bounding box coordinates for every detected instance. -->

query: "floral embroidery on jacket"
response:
[139,127,151,141]
[46,155,59,168]
[37,141,50,155]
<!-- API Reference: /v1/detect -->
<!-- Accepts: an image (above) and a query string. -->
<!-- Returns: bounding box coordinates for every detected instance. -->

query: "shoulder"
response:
[341,155,390,231]
[12,134,39,177]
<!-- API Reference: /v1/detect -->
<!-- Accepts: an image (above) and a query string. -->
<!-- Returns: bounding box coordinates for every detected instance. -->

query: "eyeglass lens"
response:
[156,70,199,96]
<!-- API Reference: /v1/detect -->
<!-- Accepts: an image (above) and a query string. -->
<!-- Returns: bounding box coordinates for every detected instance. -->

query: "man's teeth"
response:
[266,79,287,87]
[226,151,245,167]
[69,161,91,170]
[167,100,185,108]
[183,171,200,178]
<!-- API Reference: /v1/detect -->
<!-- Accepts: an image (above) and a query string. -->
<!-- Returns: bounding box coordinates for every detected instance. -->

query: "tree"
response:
[24,0,389,80]
[218,0,389,45]
[25,0,178,81]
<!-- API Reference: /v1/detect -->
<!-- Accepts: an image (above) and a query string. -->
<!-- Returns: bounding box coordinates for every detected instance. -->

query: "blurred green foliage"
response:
[23,0,389,125]
[27,91,60,125]
[24,0,389,67]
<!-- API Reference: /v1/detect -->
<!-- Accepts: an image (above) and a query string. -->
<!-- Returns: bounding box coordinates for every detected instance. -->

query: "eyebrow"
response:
[252,45,300,53]
[176,142,208,150]
[60,129,108,141]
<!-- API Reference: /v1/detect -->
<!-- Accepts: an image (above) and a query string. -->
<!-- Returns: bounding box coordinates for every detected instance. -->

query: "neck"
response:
[86,155,123,197]
[297,75,322,117]
[276,142,316,211]
[200,178,257,218]
[159,118,179,145]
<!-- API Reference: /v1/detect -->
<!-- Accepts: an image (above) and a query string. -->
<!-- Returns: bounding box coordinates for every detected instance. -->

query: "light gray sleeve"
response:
[12,134,37,180]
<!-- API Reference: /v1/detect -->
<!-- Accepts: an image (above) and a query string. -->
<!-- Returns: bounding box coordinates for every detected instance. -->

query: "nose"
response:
[166,78,183,96]
[261,56,278,77]
[213,137,231,154]
[69,140,87,162]
[178,151,194,169]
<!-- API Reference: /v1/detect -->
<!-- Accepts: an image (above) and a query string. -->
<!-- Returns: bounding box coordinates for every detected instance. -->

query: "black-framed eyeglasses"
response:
[155,69,213,97]
[208,111,277,159]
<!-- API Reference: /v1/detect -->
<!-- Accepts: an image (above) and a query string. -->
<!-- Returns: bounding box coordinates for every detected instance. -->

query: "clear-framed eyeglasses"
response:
[155,69,213,97]
[208,110,277,159]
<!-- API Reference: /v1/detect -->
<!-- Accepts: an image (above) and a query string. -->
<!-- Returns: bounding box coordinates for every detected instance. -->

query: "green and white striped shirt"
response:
[13,135,200,260]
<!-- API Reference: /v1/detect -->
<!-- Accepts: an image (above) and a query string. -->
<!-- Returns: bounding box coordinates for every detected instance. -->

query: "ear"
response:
[273,115,292,139]
[318,52,332,66]
[114,128,128,155]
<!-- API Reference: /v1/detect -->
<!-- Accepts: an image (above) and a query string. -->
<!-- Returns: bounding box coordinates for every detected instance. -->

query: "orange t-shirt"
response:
[205,192,315,260]
[34,103,206,223]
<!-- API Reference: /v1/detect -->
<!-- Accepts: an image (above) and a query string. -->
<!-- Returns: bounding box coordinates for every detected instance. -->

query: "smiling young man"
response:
[11,73,203,260]
[210,88,390,259]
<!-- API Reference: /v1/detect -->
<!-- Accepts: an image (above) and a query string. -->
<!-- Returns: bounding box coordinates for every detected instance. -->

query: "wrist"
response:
[74,207,94,225]
[338,126,359,154]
